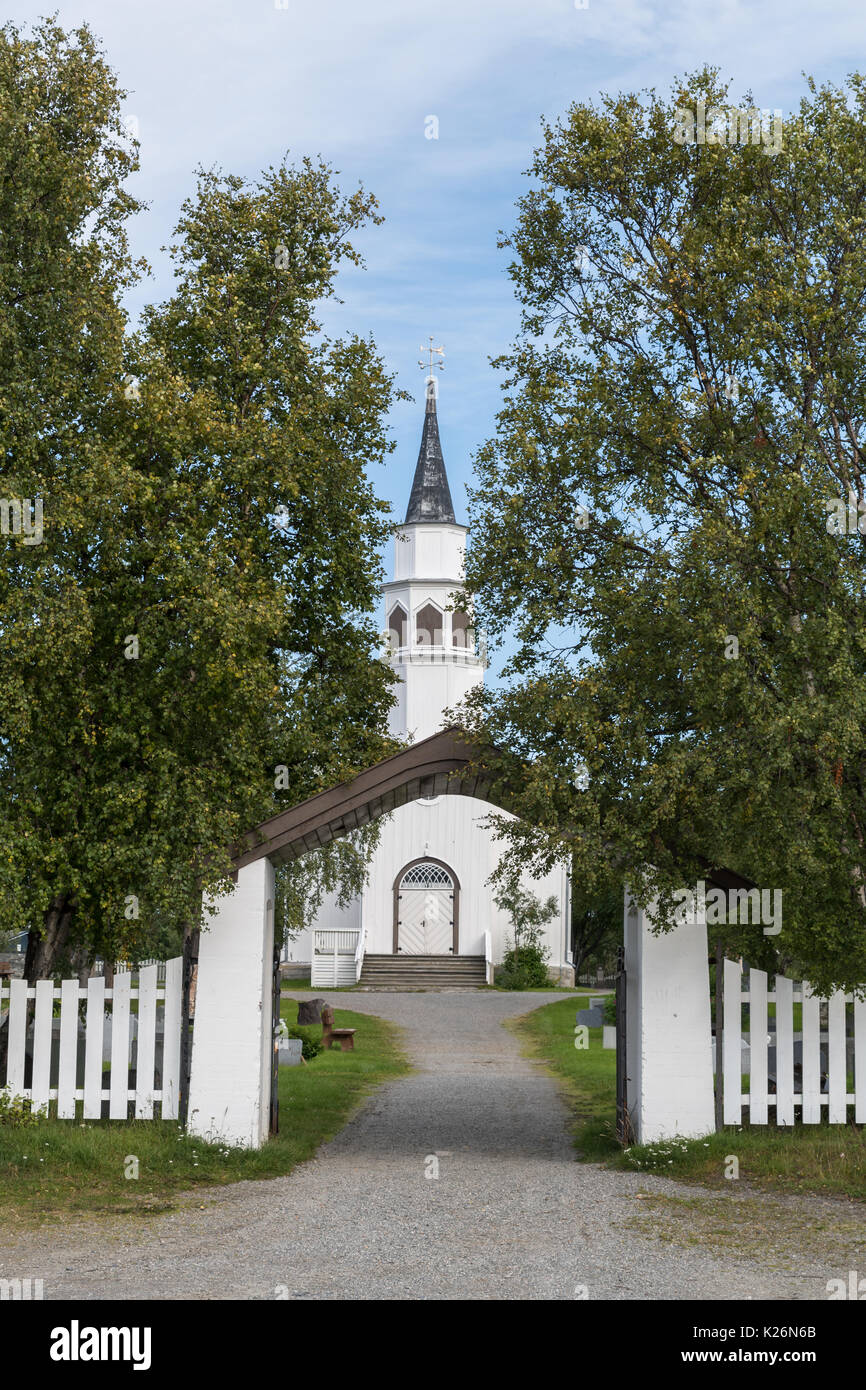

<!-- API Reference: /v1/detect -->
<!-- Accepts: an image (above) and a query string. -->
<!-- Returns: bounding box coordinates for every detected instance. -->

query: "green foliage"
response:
[571,878,622,979]
[459,69,866,993]
[286,1025,323,1061]
[494,882,556,989]
[0,19,399,977]
[274,824,383,946]
[602,994,617,1025]
[0,1088,45,1128]
[499,943,550,989]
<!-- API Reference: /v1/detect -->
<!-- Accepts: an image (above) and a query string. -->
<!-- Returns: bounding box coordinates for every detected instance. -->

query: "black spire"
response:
[404,388,457,524]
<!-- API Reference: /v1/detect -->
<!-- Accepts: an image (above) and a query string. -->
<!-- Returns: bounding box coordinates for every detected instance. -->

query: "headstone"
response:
[602,1025,616,1049]
[278,1037,303,1067]
[296,997,326,1025]
[576,1006,604,1028]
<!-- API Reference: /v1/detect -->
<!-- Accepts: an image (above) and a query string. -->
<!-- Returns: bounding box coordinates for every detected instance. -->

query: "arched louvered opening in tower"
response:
[388,603,407,649]
[415,601,443,647]
[451,609,473,650]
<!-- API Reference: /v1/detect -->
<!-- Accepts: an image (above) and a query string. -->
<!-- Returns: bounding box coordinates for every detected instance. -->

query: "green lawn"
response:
[0,1000,409,1225]
[513,995,866,1200]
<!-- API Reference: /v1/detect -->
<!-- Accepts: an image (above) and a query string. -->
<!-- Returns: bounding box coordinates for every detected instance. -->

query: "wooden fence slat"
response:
[749,968,769,1124]
[856,995,866,1125]
[722,958,742,1124]
[774,974,794,1126]
[135,965,158,1119]
[56,978,79,1118]
[31,980,54,1113]
[6,978,28,1094]
[801,984,821,1123]
[827,990,847,1123]
[161,957,182,1120]
[83,976,105,1119]
[109,972,131,1120]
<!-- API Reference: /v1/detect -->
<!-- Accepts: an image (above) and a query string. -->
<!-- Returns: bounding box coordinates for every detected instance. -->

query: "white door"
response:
[397,863,455,955]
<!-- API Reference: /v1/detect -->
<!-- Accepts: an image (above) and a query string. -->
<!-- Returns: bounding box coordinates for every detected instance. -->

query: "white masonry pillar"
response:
[624,885,715,1143]
[188,857,275,1148]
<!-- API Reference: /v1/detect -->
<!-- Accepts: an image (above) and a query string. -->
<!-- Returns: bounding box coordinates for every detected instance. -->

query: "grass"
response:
[512,995,866,1201]
[0,1000,409,1226]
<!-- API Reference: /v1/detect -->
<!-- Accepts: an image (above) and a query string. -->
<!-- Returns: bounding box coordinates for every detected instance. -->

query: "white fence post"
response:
[722,958,742,1125]
[57,977,79,1119]
[162,957,182,1119]
[801,985,821,1124]
[135,964,158,1120]
[83,975,105,1120]
[775,973,795,1127]
[749,968,769,1124]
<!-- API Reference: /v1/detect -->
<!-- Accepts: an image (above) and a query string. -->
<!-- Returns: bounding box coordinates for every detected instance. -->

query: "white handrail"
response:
[483,929,493,986]
[354,921,367,984]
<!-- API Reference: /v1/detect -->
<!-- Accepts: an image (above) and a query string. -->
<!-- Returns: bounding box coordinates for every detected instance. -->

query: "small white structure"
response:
[623,888,716,1143]
[187,859,275,1147]
[289,386,571,986]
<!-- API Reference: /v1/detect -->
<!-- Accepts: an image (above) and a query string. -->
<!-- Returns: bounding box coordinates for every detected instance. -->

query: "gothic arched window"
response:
[451,609,472,649]
[388,604,407,649]
[415,602,443,646]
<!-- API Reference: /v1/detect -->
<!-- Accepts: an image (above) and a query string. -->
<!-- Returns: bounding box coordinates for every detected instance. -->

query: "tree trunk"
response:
[23,895,76,983]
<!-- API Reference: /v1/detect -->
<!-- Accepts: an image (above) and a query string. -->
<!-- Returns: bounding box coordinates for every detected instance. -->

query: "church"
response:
[285,372,572,987]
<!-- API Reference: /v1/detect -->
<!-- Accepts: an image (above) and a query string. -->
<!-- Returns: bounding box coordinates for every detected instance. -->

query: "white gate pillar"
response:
[624,886,715,1143]
[188,858,275,1148]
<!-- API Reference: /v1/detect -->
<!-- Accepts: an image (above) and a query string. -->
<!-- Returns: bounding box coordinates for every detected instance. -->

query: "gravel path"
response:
[0,990,845,1300]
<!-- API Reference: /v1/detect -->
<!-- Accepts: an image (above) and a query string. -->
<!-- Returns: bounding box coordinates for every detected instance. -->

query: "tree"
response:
[0,20,399,980]
[570,880,621,981]
[493,880,557,988]
[459,70,866,993]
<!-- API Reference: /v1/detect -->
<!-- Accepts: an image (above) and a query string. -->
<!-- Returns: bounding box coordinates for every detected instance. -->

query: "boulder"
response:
[296,997,327,1025]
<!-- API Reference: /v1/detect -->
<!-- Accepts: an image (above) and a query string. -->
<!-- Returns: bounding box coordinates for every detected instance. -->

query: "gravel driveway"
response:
[0,990,847,1300]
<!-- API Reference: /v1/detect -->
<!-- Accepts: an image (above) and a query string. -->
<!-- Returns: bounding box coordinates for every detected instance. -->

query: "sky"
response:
[12,0,866,675]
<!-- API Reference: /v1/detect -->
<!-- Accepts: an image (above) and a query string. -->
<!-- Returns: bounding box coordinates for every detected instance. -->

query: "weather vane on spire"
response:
[418,336,444,402]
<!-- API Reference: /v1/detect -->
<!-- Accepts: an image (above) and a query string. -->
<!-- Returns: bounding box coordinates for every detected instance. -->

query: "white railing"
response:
[390,644,484,666]
[0,958,183,1120]
[483,930,494,986]
[721,960,866,1125]
[354,922,367,984]
[311,929,361,988]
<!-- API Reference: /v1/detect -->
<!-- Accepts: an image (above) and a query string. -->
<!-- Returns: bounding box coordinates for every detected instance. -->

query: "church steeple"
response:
[404,389,456,525]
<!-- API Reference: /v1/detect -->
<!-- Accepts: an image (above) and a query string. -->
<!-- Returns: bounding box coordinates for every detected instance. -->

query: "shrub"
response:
[602,994,617,1025]
[287,1025,323,1061]
[500,943,550,990]
[0,1088,45,1127]
[494,883,557,991]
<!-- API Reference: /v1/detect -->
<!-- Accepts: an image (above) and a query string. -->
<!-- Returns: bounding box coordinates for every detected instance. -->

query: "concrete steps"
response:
[359,954,487,990]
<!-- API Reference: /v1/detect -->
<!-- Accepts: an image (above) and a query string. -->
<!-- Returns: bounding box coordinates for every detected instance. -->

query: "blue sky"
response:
[13,0,866,675]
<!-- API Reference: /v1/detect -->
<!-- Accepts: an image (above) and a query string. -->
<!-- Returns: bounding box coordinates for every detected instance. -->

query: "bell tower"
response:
[383,344,485,741]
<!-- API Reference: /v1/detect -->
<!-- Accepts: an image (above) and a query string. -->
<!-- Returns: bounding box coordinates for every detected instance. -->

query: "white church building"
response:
[286,383,572,987]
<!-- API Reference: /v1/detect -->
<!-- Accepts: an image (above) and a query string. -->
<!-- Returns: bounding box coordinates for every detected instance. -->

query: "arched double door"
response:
[393,858,459,955]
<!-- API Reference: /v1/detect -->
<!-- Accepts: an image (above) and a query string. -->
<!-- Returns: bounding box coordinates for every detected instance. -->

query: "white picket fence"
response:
[722,960,866,1125]
[0,959,183,1120]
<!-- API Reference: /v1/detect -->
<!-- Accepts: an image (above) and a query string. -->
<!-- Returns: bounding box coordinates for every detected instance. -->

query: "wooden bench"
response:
[321,1004,356,1052]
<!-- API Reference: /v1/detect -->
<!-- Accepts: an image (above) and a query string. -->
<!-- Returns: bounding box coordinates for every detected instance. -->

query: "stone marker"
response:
[296,997,327,1025]
[278,1037,304,1067]
[576,1006,604,1028]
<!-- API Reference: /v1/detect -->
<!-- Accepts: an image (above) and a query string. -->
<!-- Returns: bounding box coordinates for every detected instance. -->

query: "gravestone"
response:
[296,997,326,1025]
[278,1037,303,1067]
[576,1006,604,1028]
